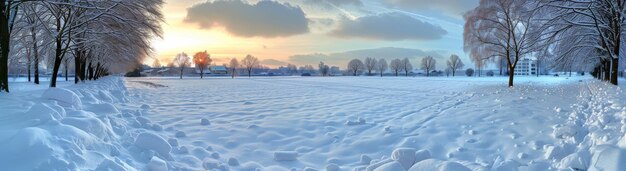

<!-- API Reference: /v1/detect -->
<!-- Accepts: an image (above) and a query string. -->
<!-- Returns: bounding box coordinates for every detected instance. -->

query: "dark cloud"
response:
[289,47,447,68]
[384,0,479,18]
[185,0,309,38]
[329,13,447,41]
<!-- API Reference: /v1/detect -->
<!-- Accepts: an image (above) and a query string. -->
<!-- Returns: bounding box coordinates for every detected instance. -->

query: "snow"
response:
[148,156,167,171]
[274,151,299,161]
[41,88,82,109]
[3,76,626,170]
[134,132,173,160]
[200,118,211,125]
[373,161,404,171]
[390,148,417,169]
[588,145,626,171]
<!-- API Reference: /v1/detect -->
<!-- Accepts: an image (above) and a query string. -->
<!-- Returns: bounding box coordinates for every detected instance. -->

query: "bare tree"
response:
[401,58,413,76]
[152,58,161,69]
[287,63,298,75]
[174,52,191,79]
[540,1,625,85]
[464,0,543,86]
[390,59,402,76]
[242,54,259,77]
[364,57,377,76]
[347,58,364,76]
[377,58,388,77]
[193,51,211,79]
[229,58,239,79]
[318,61,330,76]
[446,54,464,76]
[421,56,436,77]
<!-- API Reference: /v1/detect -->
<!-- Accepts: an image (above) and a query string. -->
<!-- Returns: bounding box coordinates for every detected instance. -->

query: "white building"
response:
[514,58,537,76]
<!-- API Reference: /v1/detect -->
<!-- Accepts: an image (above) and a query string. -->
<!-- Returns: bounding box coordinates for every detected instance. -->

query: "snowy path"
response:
[125,76,593,170]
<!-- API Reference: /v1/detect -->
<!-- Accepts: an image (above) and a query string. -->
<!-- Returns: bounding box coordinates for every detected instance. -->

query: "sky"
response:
[150,0,480,69]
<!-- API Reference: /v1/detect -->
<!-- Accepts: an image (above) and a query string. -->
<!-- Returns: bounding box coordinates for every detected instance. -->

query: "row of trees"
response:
[0,0,164,92]
[164,53,261,79]
[464,0,626,86]
[344,55,465,77]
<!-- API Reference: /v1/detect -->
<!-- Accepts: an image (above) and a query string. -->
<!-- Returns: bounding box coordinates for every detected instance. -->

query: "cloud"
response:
[329,13,447,41]
[384,0,479,18]
[304,0,362,7]
[261,59,288,66]
[289,47,447,68]
[184,0,309,38]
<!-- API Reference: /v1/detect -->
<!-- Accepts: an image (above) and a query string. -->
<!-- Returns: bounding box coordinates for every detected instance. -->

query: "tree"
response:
[0,0,21,92]
[152,58,161,68]
[18,2,45,84]
[539,1,625,85]
[377,58,388,77]
[318,61,330,76]
[390,59,402,76]
[446,54,464,76]
[229,58,239,79]
[287,63,298,75]
[464,0,543,86]
[401,58,413,76]
[241,54,259,77]
[193,51,211,79]
[466,68,474,77]
[174,52,191,79]
[364,57,377,76]
[347,59,364,76]
[421,56,436,77]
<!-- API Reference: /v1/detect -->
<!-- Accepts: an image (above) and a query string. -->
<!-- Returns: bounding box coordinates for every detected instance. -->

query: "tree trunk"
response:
[88,62,94,80]
[49,58,62,88]
[426,69,430,77]
[0,6,9,92]
[452,70,455,77]
[74,55,81,84]
[200,68,203,79]
[27,55,31,82]
[180,67,184,79]
[508,66,515,87]
[50,35,65,88]
[31,25,40,84]
[34,55,39,84]
[81,59,87,81]
[611,58,619,85]
[94,62,101,80]
[380,71,383,77]
[500,60,503,76]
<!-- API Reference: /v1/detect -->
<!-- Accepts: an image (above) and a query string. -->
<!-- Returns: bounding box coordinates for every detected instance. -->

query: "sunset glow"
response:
[150,0,479,68]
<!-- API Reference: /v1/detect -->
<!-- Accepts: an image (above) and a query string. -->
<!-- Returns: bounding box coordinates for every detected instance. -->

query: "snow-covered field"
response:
[1,76,626,171]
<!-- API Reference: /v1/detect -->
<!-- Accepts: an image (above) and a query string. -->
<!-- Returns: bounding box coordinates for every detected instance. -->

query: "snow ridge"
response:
[0,77,166,170]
